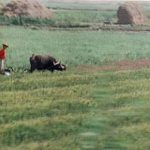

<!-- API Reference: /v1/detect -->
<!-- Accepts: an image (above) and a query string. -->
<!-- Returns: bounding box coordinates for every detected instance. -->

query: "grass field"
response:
[54,9,116,24]
[0,1,150,149]
[0,26,149,149]
[0,67,150,150]
[1,26,150,69]
[46,1,120,10]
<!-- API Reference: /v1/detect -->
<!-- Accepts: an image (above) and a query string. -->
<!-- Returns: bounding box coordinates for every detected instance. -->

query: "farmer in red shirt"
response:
[0,43,8,74]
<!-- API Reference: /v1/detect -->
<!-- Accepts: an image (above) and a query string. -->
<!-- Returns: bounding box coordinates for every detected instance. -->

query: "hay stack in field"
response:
[0,3,3,12]
[2,0,53,19]
[117,2,147,25]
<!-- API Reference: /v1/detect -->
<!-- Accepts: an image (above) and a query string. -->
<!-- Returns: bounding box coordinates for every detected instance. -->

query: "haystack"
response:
[117,2,147,25]
[2,0,53,19]
[0,3,3,11]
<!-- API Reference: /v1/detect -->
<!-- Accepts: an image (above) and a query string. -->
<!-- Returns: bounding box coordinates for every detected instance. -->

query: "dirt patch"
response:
[76,64,115,73]
[76,59,150,72]
[2,0,53,19]
[117,2,147,25]
[116,59,150,70]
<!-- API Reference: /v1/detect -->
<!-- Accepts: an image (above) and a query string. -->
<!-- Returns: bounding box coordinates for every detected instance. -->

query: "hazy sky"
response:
[68,0,150,1]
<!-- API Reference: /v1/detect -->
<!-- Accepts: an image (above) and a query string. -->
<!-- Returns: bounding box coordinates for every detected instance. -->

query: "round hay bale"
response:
[2,0,53,19]
[117,2,147,25]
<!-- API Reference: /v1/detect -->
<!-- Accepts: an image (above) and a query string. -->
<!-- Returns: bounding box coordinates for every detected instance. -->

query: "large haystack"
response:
[2,0,53,19]
[117,2,147,25]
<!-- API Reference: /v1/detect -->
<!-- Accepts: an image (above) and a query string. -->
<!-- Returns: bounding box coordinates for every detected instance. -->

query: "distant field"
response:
[54,9,117,24]
[0,26,150,69]
[0,1,118,26]
[47,1,150,24]
[47,2,120,10]
[1,1,150,26]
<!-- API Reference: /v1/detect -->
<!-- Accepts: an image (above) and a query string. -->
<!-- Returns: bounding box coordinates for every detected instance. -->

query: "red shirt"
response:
[0,48,5,59]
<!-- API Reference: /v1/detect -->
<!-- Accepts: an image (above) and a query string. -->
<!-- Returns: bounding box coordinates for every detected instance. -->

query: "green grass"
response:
[0,70,96,150]
[0,26,150,69]
[0,68,150,150]
[46,1,120,10]
[54,9,116,24]
[0,1,118,26]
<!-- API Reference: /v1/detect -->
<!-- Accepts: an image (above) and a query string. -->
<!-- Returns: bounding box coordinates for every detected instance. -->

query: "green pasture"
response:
[46,1,120,10]
[54,9,116,24]
[1,1,150,26]
[0,67,150,150]
[0,26,150,69]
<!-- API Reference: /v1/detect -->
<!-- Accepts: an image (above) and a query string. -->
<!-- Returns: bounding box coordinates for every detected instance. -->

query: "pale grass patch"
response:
[118,123,150,134]
[115,91,150,99]
[0,113,86,133]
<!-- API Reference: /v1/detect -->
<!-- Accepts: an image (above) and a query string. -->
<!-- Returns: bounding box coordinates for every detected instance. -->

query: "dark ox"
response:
[29,54,66,72]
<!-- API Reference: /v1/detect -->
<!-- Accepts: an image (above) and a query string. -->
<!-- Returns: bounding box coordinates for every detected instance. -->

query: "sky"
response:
[80,0,150,1]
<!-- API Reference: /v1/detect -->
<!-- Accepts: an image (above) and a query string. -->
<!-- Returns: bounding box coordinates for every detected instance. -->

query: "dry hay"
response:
[0,3,3,11]
[117,2,147,25]
[2,0,53,19]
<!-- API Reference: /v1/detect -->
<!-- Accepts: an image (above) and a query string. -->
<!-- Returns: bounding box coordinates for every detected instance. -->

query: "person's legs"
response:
[0,59,2,72]
[0,59,5,74]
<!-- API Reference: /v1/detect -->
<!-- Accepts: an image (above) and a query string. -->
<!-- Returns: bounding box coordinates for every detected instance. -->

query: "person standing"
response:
[0,43,8,74]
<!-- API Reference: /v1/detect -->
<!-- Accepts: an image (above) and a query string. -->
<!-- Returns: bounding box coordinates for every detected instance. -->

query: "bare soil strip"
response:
[76,59,150,72]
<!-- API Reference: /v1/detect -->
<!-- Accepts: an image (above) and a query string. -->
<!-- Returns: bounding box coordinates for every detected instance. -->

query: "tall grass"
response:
[0,68,150,149]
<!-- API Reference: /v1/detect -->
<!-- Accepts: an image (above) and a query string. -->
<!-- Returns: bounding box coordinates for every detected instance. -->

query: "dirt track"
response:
[77,59,150,72]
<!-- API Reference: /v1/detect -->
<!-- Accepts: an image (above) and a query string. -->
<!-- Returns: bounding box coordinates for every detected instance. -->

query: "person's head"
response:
[2,43,8,49]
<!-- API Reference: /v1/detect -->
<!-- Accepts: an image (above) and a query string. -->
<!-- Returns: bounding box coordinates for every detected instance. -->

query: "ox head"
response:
[53,61,66,71]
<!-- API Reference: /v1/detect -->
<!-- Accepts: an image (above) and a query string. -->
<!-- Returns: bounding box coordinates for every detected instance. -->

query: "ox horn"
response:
[61,65,65,69]
[53,61,60,66]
